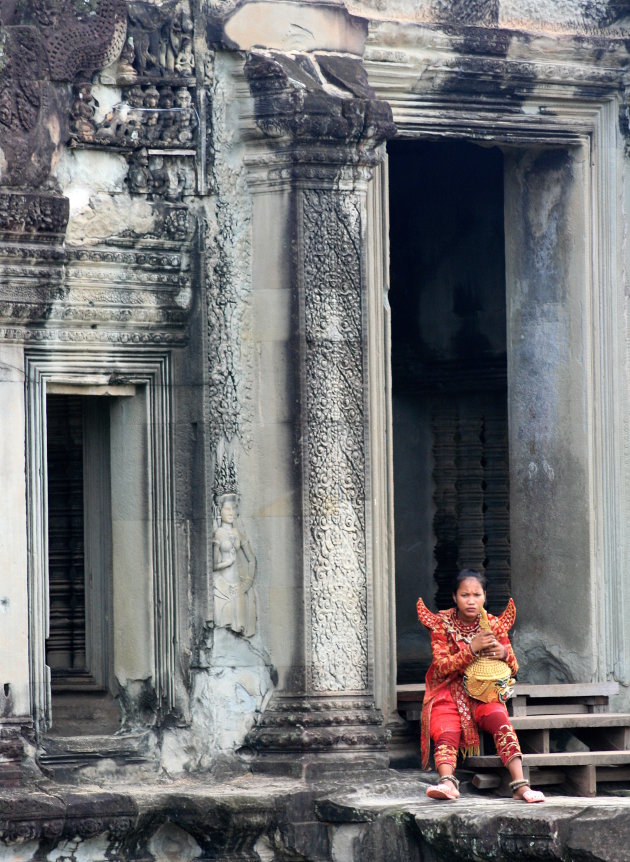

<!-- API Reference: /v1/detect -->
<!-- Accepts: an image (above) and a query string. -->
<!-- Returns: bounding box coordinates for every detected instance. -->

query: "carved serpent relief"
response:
[302,188,368,693]
[32,0,127,82]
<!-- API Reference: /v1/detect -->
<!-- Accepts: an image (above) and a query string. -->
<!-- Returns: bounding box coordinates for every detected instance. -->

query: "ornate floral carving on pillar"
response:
[301,188,368,694]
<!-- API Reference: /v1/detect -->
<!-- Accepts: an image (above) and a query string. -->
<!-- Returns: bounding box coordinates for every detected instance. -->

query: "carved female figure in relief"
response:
[213,493,256,637]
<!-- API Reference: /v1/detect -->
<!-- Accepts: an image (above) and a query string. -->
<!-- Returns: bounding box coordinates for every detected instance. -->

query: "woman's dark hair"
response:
[452,568,487,595]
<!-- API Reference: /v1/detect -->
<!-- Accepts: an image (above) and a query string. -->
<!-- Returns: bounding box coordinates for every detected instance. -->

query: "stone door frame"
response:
[365,61,627,693]
[24,347,178,732]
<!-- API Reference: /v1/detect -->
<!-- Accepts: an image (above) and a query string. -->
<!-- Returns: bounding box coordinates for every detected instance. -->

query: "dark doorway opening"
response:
[45,394,119,735]
[388,139,511,682]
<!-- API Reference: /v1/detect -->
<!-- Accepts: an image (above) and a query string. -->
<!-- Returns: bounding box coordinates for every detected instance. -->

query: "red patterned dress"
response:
[416,598,521,772]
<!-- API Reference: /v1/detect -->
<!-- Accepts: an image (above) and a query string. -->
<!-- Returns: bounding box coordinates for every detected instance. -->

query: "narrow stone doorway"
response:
[45,393,119,735]
[388,139,511,683]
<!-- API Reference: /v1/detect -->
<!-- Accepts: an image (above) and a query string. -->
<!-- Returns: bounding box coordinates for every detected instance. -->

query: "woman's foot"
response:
[511,781,545,803]
[426,774,460,800]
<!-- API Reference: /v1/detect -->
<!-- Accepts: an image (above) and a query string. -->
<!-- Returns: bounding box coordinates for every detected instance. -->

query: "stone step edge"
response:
[466,750,630,768]
[511,713,630,730]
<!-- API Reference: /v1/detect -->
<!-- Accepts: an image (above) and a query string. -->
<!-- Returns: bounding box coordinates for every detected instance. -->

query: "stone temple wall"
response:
[0,0,629,856]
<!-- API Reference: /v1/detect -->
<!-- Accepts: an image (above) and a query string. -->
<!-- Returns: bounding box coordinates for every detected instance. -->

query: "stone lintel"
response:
[224,0,368,55]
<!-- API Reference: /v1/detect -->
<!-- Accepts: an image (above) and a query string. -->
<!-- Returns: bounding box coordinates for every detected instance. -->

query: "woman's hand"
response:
[470,632,505,659]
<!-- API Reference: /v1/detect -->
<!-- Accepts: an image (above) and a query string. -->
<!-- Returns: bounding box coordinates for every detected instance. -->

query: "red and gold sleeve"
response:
[431,628,475,678]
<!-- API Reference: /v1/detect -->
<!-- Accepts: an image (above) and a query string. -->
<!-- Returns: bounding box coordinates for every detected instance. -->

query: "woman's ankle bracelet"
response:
[509,778,529,792]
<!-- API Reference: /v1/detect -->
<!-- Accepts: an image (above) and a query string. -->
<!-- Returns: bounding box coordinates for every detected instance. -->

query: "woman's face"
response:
[221,502,235,524]
[453,577,486,622]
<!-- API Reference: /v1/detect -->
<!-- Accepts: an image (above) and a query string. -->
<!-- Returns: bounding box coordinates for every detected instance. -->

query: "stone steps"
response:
[467,751,630,796]
[509,713,630,755]
[396,681,630,795]
[511,713,630,729]
[46,692,121,737]
[468,750,630,768]
[473,685,630,796]
[38,731,155,781]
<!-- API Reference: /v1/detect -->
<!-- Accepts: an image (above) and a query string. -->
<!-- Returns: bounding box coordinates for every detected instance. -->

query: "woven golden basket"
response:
[463,609,515,704]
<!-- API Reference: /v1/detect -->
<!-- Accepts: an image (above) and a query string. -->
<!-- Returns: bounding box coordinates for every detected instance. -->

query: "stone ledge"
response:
[0,770,629,859]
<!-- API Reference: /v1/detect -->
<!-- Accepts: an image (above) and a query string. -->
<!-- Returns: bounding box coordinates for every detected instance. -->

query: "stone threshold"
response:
[1,770,630,860]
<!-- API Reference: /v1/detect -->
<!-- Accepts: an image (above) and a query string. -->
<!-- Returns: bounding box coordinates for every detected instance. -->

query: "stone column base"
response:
[246,697,390,778]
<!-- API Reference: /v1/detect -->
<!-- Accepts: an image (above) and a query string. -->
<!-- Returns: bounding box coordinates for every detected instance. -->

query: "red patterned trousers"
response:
[430,691,521,770]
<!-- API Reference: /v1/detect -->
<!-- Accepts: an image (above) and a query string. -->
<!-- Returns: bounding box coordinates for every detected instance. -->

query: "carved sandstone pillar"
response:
[241,51,395,775]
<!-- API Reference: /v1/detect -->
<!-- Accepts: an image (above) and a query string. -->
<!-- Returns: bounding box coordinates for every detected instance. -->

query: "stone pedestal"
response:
[242,51,395,776]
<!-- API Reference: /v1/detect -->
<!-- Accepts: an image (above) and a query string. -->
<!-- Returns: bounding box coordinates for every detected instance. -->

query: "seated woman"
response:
[417,568,545,803]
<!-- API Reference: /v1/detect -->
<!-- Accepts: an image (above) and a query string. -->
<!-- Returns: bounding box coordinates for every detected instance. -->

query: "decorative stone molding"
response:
[0,327,187,346]
[0,208,194,341]
[250,696,386,749]
[244,51,395,152]
[0,787,137,847]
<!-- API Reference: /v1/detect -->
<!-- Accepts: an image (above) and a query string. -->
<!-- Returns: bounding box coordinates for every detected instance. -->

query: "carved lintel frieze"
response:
[0,227,194,337]
[66,0,211,194]
[126,148,196,201]
[0,192,69,237]
[75,84,199,151]
[123,0,195,84]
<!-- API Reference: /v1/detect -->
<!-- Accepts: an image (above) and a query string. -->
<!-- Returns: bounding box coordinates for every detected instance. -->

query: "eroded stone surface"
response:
[0,773,629,860]
[224,0,367,52]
